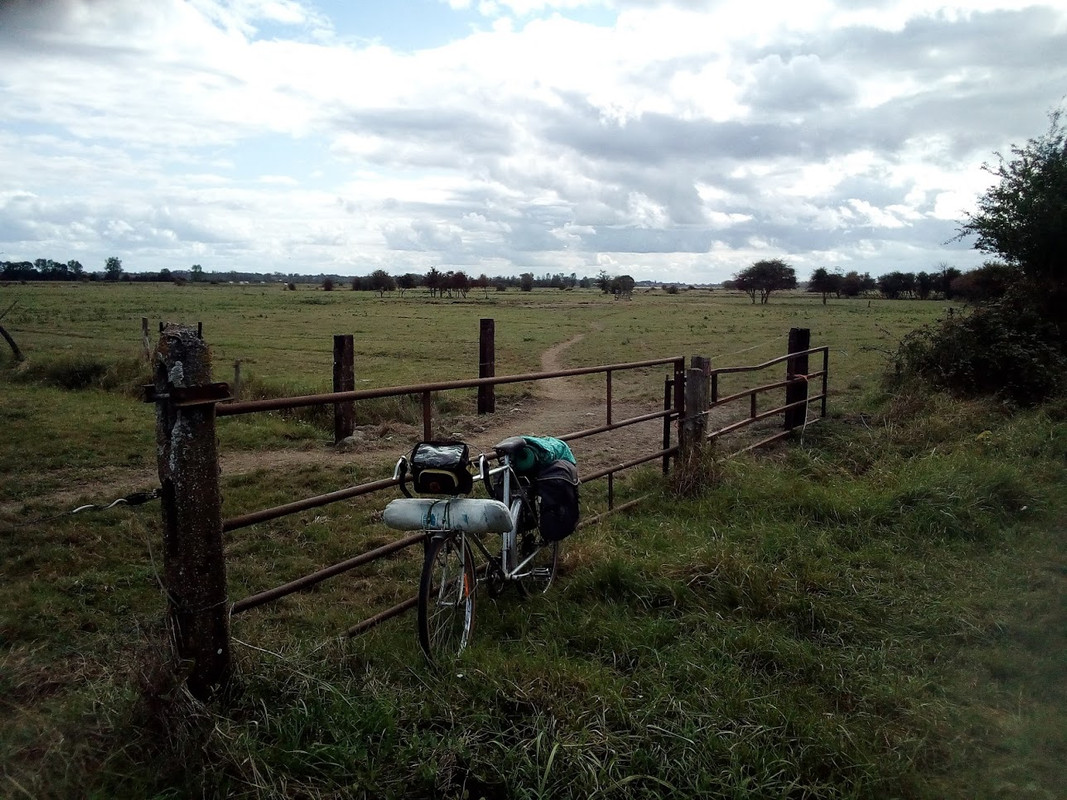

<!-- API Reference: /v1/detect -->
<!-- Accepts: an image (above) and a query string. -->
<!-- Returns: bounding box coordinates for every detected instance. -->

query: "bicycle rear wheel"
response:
[417,533,476,664]
[516,530,559,597]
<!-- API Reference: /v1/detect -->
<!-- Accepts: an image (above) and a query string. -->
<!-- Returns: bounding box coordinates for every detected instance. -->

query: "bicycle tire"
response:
[515,530,559,597]
[417,533,476,664]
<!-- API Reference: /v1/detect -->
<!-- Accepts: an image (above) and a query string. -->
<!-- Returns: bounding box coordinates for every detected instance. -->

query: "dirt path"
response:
[452,328,671,475]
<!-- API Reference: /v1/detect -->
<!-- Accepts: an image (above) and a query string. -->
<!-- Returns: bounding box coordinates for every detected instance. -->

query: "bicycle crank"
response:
[484,558,507,598]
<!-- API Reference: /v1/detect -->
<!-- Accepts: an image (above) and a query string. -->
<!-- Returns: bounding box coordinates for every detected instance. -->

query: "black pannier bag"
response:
[409,441,473,496]
[536,459,580,542]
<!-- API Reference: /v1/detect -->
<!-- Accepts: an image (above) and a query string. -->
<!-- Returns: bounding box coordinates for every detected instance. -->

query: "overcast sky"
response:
[1,0,1064,283]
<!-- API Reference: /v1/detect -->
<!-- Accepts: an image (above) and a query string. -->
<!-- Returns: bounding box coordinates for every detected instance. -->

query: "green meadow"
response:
[1,281,1063,798]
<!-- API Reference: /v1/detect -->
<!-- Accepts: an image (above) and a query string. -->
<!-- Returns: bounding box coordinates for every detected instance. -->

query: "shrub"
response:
[12,355,151,394]
[891,293,1066,405]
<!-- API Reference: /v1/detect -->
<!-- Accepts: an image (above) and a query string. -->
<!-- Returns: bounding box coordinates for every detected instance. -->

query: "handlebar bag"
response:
[536,459,580,542]
[409,441,473,496]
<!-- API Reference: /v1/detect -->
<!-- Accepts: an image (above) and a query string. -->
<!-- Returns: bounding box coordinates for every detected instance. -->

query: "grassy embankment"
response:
[1,282,1063,798]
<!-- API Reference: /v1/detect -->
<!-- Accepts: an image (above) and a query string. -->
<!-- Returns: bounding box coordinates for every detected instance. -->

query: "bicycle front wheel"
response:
[516,530,559,597]
[417,533,476,664]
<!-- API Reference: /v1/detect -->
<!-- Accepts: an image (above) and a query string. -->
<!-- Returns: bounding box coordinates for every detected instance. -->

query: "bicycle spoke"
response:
[417,535,476,664]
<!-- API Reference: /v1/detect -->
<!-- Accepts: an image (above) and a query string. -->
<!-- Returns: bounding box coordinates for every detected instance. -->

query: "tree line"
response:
[0,254,1017,306]
[719,258,1019,305]
[1,258,647,298]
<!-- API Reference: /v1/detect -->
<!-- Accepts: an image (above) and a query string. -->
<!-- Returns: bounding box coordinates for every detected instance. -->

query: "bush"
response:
[891,293,1066,405]
[950,262,1020,303]
[11,355,151,394]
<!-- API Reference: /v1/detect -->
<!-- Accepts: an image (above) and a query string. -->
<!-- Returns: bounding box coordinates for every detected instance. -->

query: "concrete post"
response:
[153,324,230,699]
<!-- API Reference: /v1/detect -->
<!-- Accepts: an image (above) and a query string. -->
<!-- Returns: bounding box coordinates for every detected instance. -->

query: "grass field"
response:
[1,282,1064,798]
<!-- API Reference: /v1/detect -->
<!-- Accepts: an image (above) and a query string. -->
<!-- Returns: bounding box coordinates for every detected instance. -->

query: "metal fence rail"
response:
[220,354,686,631]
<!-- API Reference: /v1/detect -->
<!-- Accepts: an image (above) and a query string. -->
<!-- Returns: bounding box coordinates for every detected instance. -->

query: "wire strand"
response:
[2,488,160,532]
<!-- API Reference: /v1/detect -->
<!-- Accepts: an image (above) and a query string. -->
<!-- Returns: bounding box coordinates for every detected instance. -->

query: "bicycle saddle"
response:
[493,436,527,456]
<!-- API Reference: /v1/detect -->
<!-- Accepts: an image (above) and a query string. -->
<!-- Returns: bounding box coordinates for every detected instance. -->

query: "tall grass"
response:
[2,284,1064,797]
[3,386,1064,798]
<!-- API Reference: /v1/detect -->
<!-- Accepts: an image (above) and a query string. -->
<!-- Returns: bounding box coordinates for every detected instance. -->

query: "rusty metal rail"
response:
[218,357,682,414]
[711,346,829,421]
[232,530,425,614]
[220,338,827,642]
[223,355,686,622]
[706,345,829,448]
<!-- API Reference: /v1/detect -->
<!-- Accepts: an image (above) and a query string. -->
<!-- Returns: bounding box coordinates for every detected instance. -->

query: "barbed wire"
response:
[709,334,782,362]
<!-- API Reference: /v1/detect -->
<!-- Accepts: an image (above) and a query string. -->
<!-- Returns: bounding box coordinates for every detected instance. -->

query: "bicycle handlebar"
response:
[393,447,512,500]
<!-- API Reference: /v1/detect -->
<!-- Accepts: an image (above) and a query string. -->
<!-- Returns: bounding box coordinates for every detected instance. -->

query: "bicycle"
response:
[383,437,561,664]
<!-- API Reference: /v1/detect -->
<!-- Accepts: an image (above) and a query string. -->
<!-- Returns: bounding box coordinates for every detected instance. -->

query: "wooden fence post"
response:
[333,334,355,443]
[141,317,151,362]
[233,359,242,401]
[478,318,495,414]
[152,324,230,699]
[681,356,711,451]
[784,327,811,430]
[675,356,710,489]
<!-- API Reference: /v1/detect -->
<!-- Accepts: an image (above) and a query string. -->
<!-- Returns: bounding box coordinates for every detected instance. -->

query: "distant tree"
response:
[474,273,491,298]
[104,256,123,281]
[950,262,1021,303]
[838,270,875,298]
[322,277,335,291]
[595,270,612,294]
[808,267,841,304]
[448,270,470,298]
[936,263,963,299]
[66,260,84,279]
[520,272,534,292]
[611,274,635,300]
[877,271,915,300]
[190,264,204,282]
[914,271,936,300]
[732,259,797,304]
[396,273,420,297]
[425,267,443,298]
[956,109,1067,305]
[369,269,395,297]
[158,268,173,283]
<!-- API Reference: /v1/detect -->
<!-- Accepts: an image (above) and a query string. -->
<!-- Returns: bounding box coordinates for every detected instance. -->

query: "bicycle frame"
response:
[473,453,542,582]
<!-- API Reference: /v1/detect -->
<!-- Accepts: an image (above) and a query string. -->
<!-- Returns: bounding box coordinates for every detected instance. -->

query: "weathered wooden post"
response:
[478,318,495,414]
[333,334,355,444]
[681,356,711,451]
[233,359,242,401]
[784,327,811,430]
[675,356,710,492]
[141,317,151,362]
[151,324,231,699]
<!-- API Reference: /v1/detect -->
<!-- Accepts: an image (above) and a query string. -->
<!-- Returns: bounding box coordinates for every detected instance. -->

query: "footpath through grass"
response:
[2,385,1064,798]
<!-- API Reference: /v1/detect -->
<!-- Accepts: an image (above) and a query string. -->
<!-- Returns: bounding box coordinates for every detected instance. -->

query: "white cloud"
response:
[1,0,1065,281]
